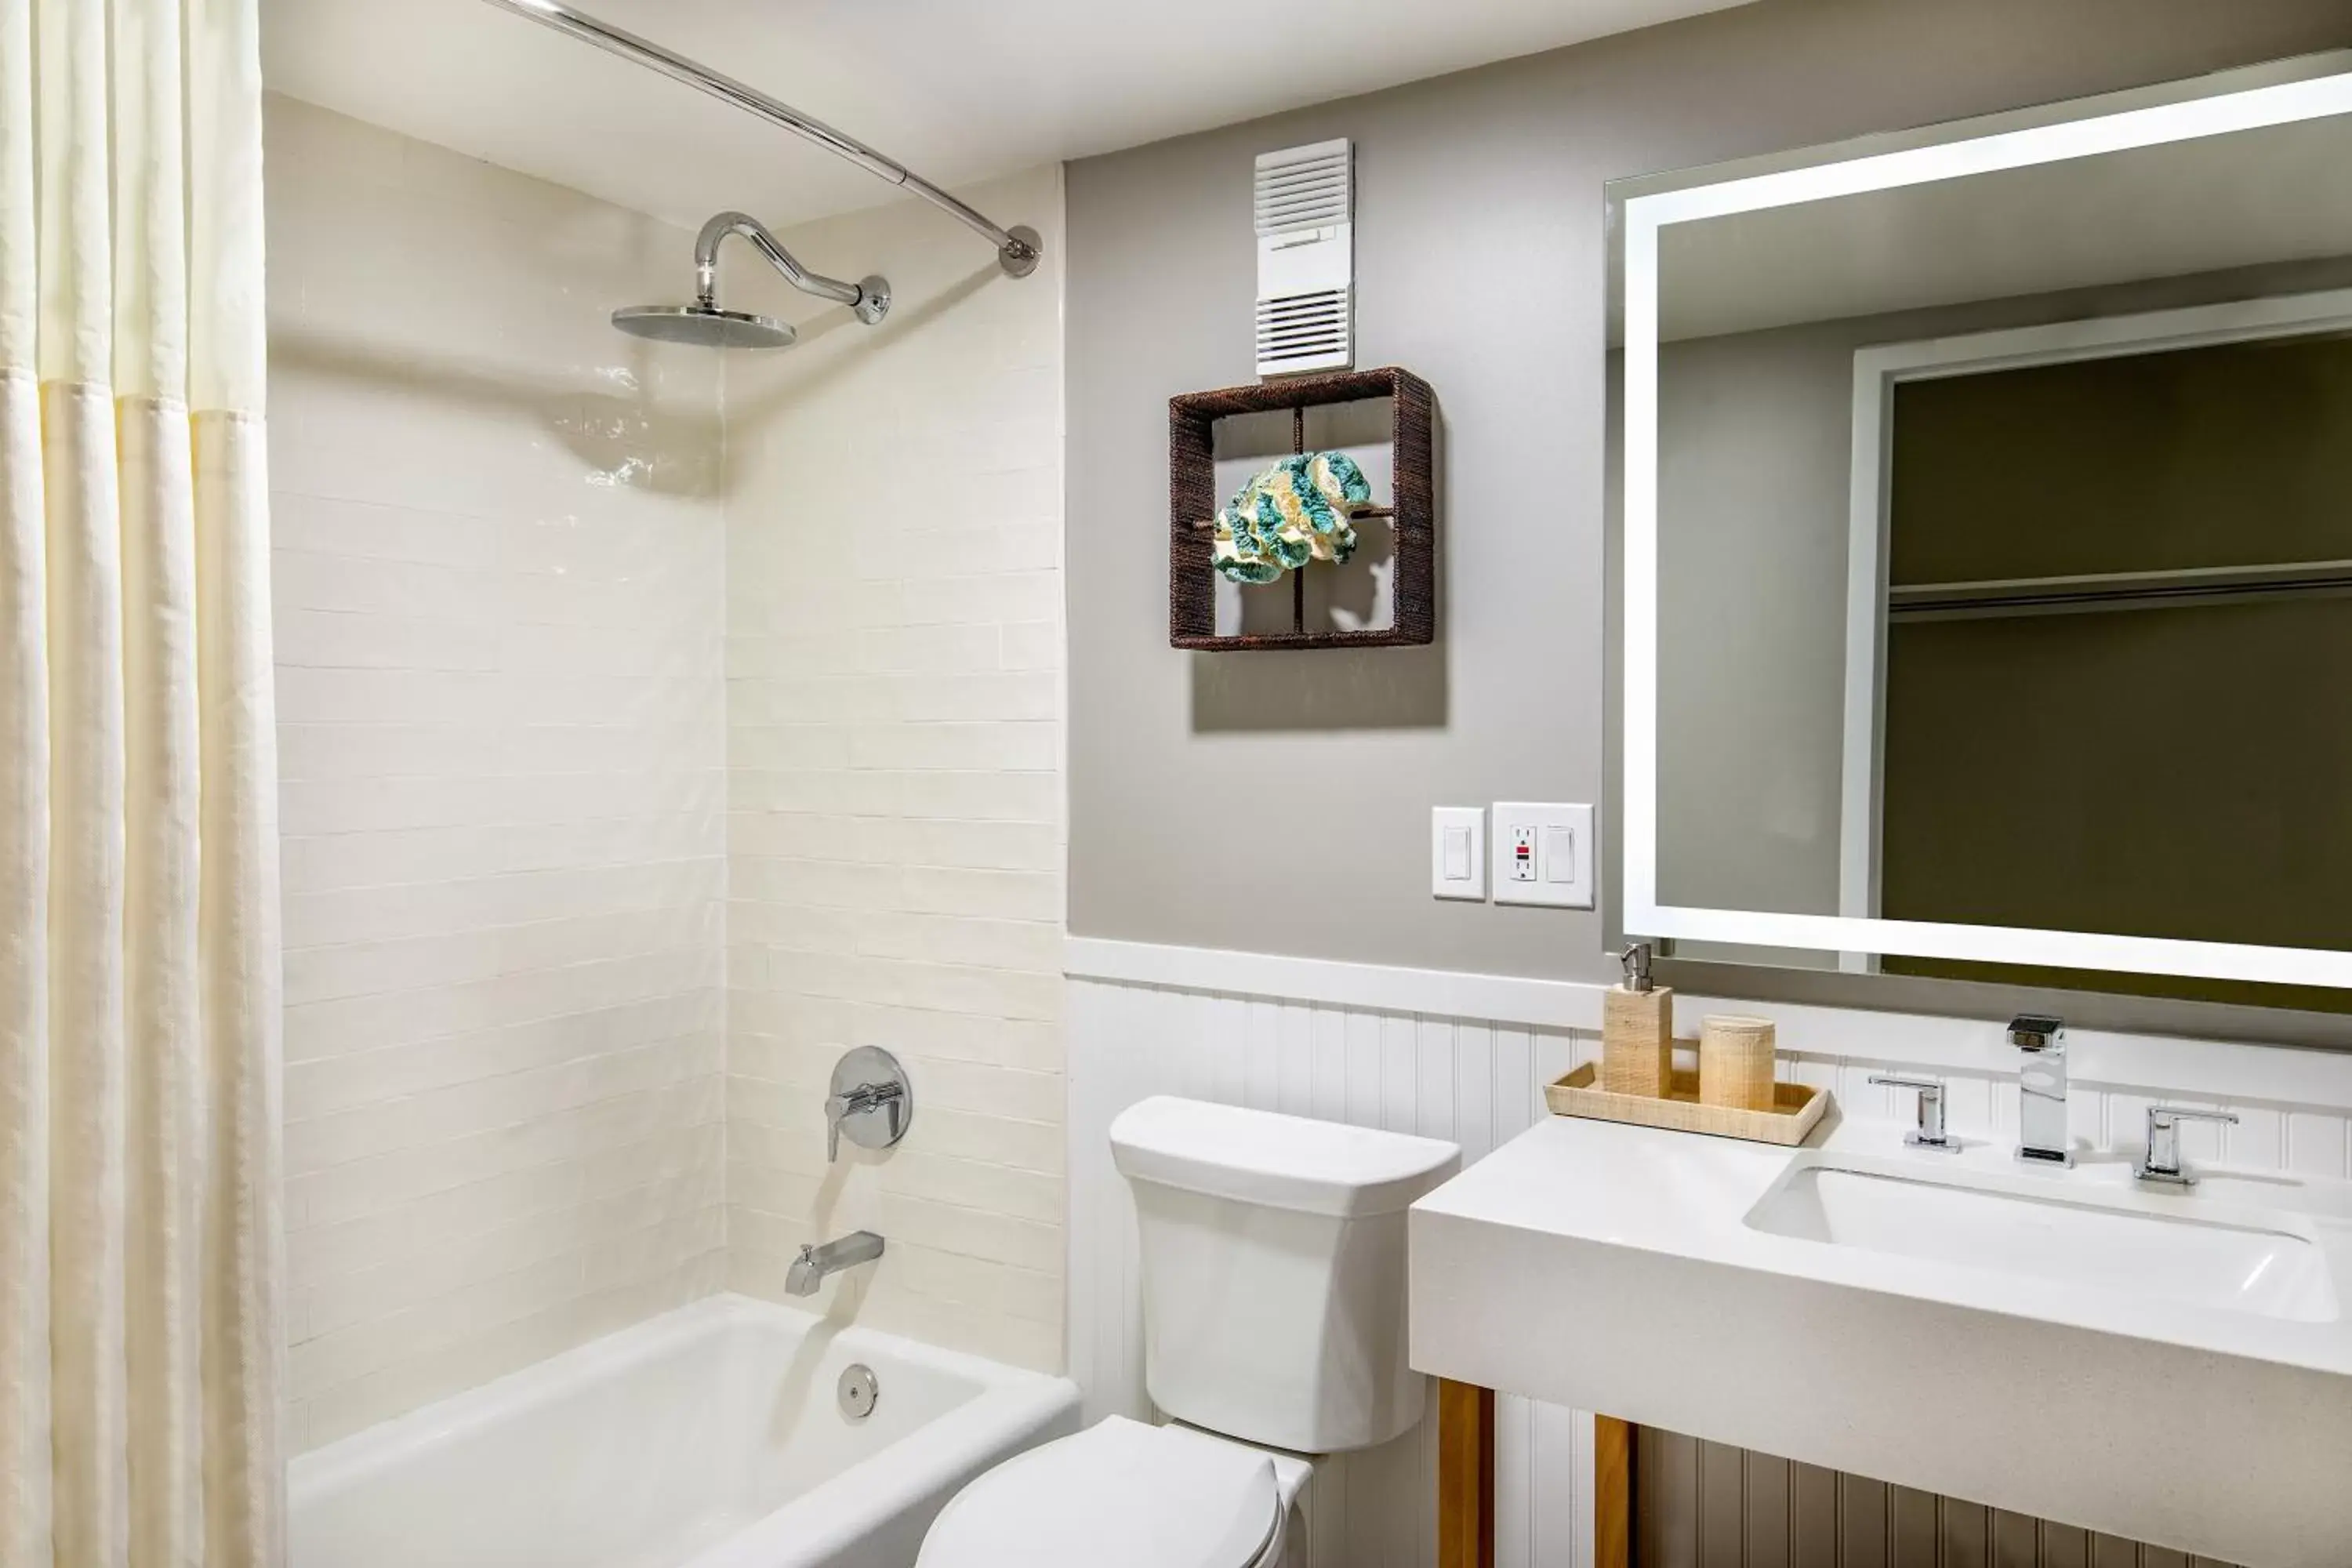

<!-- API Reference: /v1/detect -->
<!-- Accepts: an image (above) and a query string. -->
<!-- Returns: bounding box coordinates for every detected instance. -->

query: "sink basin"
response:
[1747,1163,2339,1323]
[1414,1113,2352,1565]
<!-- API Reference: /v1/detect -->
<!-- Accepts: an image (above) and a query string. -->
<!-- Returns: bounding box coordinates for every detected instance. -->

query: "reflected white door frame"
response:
[1835,287,2352,949]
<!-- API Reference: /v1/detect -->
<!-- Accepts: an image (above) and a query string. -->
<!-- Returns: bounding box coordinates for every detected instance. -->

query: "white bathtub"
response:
[289,1294,1079,1568]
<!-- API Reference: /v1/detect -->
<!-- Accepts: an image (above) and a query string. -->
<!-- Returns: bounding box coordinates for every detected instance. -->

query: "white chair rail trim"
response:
[1063,937,2352,1113]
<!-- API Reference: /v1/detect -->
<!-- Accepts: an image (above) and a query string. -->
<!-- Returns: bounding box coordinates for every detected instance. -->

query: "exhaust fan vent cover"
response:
[1254,139,1353,378]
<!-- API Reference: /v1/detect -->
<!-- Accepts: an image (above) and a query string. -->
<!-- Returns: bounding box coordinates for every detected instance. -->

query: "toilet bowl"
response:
[914,1098,1460,1568]
[914,1415,1311,1568]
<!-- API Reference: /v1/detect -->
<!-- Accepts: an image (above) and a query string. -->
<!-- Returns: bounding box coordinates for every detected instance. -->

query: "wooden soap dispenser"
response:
[1602,942,1674,1098]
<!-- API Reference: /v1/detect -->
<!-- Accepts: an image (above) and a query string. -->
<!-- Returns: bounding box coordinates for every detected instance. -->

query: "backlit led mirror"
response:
[1613,54,2352,1013]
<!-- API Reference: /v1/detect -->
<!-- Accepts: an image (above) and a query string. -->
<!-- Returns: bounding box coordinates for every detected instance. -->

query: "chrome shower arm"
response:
[698,212,864,310]
[478,0,1041,277]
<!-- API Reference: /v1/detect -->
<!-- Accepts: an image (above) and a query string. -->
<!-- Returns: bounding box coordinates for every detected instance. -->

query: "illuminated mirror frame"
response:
[1621,61,2352,991]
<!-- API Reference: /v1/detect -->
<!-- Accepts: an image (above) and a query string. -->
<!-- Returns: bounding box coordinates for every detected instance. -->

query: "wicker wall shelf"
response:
[1168,366,1436,651]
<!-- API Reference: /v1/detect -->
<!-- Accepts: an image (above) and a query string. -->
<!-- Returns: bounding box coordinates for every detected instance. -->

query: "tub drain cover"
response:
[838,1363,880,1421]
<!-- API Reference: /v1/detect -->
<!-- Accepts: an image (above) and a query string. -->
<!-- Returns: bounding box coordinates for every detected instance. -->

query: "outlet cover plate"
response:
[1491,802,1596,909]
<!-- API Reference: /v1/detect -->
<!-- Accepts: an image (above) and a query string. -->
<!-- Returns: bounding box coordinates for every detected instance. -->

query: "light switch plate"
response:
[1490,802,1596,909]
[1432,807,1486,900]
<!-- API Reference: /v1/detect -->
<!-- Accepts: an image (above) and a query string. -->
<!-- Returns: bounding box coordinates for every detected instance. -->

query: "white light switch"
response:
[1432,807,1486,901]
[1491,802,1596,909]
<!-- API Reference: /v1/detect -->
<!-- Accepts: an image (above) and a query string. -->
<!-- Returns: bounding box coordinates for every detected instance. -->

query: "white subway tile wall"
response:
[267,99,731,1448]
[719,169,1068,1371]
[1069,970,2352,1568]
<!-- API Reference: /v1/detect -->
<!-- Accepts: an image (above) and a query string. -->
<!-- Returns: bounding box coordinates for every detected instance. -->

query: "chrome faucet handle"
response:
[1869,1075,1955,1151]
[2136,1105,2238,1187]
[825,1047,914,1163]
[825,1080,904,1160]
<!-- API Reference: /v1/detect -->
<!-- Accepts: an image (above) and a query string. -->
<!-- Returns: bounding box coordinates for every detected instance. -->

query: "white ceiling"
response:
[262,0,1749,232]
[1658,113,2352,341]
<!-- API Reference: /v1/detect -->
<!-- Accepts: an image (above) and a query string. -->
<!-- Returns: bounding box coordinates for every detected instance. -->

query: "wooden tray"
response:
[1543,1062,1828,1147]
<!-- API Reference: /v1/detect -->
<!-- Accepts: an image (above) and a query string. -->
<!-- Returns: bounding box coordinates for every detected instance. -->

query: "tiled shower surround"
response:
[266,98,1065,1445]
[720,167,1068,1371]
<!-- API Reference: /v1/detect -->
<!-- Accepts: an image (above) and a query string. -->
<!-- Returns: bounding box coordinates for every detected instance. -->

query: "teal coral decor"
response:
[1167,366,1436,651]
[1210,452,1377,584]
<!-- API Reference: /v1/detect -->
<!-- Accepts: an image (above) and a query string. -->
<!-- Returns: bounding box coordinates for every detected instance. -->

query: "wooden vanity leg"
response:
[1437,1379,1495,1568]
[1595,1415,1635,1568]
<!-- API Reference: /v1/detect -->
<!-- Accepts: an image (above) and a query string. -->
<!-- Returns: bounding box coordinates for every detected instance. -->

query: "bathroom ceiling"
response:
[262,0,1750,231]
[1654,111,2352,340]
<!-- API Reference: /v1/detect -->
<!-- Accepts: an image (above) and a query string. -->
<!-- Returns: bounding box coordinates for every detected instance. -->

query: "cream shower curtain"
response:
[0,1,285,1565]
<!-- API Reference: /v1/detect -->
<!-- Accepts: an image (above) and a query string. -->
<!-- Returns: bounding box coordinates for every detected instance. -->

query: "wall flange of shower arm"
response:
[478,0,1044,280]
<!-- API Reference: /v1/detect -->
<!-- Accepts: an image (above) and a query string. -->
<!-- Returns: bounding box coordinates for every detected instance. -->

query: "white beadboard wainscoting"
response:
[1632,1430,2245,1568]
[1065,938,2352,1567]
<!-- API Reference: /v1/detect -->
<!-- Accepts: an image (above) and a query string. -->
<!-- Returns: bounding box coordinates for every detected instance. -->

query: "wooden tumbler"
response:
[1699,1014,1777,1111]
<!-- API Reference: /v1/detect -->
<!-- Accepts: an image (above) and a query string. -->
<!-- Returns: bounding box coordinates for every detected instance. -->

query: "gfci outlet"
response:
[1490,802,1596,909]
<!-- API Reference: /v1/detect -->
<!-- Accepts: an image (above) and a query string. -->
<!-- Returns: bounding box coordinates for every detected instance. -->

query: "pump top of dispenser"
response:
[1618,942,1655,994]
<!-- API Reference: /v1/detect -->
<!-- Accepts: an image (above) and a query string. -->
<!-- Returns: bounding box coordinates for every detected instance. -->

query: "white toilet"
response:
[916,1096,1461,1568]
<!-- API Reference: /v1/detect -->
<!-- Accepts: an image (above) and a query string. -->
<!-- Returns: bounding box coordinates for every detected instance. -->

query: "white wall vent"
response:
[1254,138,1354,378]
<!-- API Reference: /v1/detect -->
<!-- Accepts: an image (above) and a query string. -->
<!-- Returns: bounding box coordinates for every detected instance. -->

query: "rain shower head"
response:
[612,303,797,350]
[615,211,888,350]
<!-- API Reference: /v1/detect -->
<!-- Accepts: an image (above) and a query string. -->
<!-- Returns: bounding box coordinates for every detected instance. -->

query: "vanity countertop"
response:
[1408,1110,2352,1566]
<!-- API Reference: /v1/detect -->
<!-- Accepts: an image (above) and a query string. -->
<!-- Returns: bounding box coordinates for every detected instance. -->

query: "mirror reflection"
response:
[1642,91,2352,1006]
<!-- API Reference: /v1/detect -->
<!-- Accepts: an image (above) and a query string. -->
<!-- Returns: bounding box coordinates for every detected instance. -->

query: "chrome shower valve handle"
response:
[825,1046,913,1163]
[825,1081,904,1161]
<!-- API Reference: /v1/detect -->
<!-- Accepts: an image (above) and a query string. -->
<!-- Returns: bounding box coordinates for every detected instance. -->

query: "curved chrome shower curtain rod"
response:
[478,0,1042,277]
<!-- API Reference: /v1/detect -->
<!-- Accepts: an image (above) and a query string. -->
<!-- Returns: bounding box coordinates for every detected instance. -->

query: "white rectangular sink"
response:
[1410,1113,2352,1565]
[1747,1163,2339,1323]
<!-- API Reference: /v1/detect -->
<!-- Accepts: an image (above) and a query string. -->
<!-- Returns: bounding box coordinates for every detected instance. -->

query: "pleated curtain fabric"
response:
[0,1,286,1565]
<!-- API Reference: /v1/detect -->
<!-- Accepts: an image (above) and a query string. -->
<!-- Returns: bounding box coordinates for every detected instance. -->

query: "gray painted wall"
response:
[1065,0,2352,982]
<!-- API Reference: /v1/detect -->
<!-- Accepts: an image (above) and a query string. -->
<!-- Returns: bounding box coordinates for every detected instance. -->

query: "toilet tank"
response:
[1108,1097,1461,1454]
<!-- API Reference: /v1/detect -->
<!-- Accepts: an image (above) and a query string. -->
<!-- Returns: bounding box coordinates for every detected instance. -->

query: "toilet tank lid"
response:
[1109,1098,1461,1217]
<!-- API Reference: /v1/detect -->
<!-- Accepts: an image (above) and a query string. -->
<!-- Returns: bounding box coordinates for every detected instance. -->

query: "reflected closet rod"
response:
[477,0,1043,278]
[1887,558,2352,621]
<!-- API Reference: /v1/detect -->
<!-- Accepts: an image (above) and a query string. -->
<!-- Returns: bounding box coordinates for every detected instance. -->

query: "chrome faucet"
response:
[1870,1075,1955,1151]
[2009,1014,2071,1167]
[786,1230,885,1296]
[2136,1105,2238,1187]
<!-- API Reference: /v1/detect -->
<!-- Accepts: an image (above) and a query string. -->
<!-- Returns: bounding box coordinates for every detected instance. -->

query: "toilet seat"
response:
[916,1416,1284,1568]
